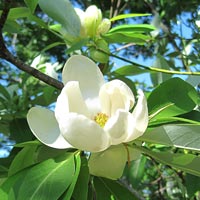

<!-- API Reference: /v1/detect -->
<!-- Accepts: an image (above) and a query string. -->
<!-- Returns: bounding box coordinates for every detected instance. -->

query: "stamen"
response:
[94,113,108,128]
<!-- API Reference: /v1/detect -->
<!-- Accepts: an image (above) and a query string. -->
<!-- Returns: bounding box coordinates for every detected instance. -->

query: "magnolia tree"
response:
[0,0,200,199]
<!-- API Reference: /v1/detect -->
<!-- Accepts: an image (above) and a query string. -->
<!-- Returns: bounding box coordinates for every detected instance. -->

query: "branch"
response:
[95,45,200,76]
[0,0,64,90]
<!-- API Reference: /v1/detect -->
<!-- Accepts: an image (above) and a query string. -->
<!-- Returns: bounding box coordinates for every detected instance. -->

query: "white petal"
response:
[58,112,111,152]
[104,110,128,145]
[84,5,102,36]
[74,8,86,37]
[124,90,148,142]
[62,55,104,114]
[99,80,135,117]
[27,107,72,149]
[55,81,90,122]
[88,144,127,180]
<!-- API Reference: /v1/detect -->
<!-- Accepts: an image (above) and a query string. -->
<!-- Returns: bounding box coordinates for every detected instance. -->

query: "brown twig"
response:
[0,0,64,90]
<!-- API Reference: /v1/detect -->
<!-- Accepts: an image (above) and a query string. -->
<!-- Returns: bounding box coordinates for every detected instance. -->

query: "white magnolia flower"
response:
[75,5,111,37]
[31,55,59,80]
[27,55,148,179]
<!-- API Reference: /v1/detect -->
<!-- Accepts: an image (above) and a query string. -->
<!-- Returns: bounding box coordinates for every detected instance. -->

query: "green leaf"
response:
[108,24,155,33]
[112,65,149,76]
[0,85,10,100]
[185,174,200,198]
[110,13,151,21]
[125,155,146,189]
[8,145,38,176]
[72,156,90,200]
[148,78,199,119]
[39,0,80,38]
[3,20,21,33]
[7,7,31,20]
[103,32,150,44]
[139,124,200,151]
[1,152,76,199]
[24,0,39,13]
[138,147,200,177]
[9,118,34,143]
[94,177,138,200]
[60,152,81,200]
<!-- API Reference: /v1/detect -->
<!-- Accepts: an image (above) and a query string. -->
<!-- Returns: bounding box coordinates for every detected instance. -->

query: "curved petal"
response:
[55,81,90,122]
[27,107,72,149]
[74,8,86,37]
[104,110,128,145]
[99,79,135,117]
[88,144,127,180]
[62,55,104,114]
[84,5,102,36]
[57,112,111,152]
[124,89,148,142]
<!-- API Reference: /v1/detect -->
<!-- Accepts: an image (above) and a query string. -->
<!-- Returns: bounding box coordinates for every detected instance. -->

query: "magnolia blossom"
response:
[27,55,148,179]
[31,55,59,80]
[75,5,111,37]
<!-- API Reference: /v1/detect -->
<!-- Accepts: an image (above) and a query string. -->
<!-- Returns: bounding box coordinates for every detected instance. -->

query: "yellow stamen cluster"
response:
[94,113,108,128]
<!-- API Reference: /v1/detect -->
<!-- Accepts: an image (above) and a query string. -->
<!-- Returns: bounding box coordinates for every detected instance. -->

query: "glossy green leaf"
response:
[61,152,81,200]
[139,124,200,151]
[1,152,75,199]
[110,13,151,21]
[39,0,80,37]
[24,0,39,13]
[94,177,138,200]
[103,32,150,44]
[113,65,149,76]
[72,156,90,200]
[108,24,155,33]
[7,7,31,19]
[139,147,200,177]
[8,145,38,176]
[148,78,199,119]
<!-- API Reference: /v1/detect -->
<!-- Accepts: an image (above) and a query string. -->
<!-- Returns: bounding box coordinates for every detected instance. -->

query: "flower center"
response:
[94,113,108,128]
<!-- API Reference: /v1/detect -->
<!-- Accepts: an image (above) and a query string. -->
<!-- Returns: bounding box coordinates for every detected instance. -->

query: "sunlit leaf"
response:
[103,32,150,44]
[0,152,75,199]
[110,13,151,21]
[39,0,80,38]
[24,0,39,13]
[139,124,200,151]
[148,77,199,119]
[108,24,155,33]
[8,145,38,176]
[112,65,149,76]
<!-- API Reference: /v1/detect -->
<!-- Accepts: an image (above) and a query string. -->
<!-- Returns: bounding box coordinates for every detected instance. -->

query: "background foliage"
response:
[0,0,200,199]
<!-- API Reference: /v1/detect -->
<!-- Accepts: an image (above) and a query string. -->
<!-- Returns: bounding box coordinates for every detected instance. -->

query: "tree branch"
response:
[0,0,64,90]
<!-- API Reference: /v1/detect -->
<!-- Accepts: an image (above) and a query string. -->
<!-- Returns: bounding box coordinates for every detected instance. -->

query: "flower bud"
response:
[84,5,102,37]
[97,18,111,35]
